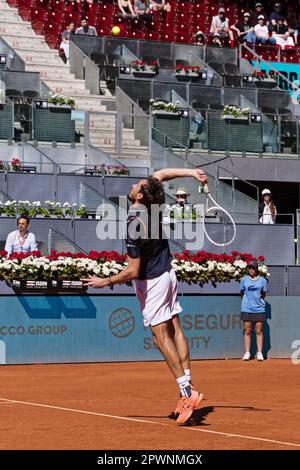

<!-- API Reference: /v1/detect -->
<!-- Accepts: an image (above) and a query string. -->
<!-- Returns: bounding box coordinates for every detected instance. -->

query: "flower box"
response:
[175,71,204,82]
[132,69,157,78]
[152,110,181,117]
[222,114,249,123]
[10,279,51,291]
[51,279,87,292]
[253,78,277,89]
[9,279,87,293]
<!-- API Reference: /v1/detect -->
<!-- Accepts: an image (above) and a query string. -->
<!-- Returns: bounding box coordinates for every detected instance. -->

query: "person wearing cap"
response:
[254,15,276,44]
[193,30,206,45]
[259,189,277,224]
[269,2,285,27]
[271,16,295,49]
[170,187,192,219]
[230,12,256,44]
[240,260,268,361]
[210,7,235,48]
[212,32,222,47]
[250,3,268,28]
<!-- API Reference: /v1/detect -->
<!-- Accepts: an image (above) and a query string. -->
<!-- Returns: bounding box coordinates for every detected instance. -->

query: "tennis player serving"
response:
[82,168,207,425]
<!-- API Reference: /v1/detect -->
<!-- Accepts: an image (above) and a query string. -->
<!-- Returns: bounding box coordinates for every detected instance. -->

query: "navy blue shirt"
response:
[126,207,172,280]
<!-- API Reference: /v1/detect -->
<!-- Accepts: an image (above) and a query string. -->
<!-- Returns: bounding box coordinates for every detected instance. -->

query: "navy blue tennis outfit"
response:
[126,206,172,280]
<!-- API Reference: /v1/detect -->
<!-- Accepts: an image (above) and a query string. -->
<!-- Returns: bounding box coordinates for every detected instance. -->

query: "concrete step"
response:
[0,33,46,44]
[11,45,56,55]
[91,137,143,148]
[83,128,138,139]
[43,83,89,95]
[89,114,116,122]
[74,104,108,113]
[0,24,35,35]
[26,69,76,81]
[26,62,70,73]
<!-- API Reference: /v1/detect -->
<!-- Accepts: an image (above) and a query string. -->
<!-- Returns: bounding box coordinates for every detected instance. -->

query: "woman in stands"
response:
[240,261,267,362]
[117,0,136,18]
[193,31,206,45]
[271,16,295,49]
[60,21,75,64]
[259,188,277,224]
[149,0,171,24]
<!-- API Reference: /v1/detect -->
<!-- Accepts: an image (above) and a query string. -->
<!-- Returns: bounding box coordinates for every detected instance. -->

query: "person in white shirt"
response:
[254,15,276,44]
[259,189,277,224]
[5,216,38,255]
[210,7,234,47]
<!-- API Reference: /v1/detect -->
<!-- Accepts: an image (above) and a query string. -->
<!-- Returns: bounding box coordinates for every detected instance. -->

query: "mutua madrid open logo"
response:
[109,308,135,338]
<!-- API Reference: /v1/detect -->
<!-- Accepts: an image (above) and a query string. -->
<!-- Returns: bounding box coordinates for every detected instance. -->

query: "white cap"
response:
[262,188,271,195]
[258,15,265,20]
[174,187,190,196]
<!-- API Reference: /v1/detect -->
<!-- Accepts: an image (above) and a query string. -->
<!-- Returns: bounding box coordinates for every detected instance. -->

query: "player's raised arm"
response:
[153,168,207,184]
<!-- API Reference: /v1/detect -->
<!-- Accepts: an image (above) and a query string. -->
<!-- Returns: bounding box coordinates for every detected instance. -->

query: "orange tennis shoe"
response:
[176,390,204,425]
[174,385,200,417]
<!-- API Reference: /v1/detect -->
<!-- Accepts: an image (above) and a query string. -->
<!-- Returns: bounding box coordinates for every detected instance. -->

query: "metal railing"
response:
[79,182,120,214]
[150,127,259,222]
[48,226,87,255]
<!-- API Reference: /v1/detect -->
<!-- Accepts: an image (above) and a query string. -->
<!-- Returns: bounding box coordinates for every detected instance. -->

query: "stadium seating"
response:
[4,0,298,62]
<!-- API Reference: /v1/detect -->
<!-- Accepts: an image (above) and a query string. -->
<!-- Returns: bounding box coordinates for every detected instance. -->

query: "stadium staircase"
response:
[0,0,145,154]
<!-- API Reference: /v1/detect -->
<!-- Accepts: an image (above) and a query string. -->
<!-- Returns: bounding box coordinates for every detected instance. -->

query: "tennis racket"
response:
[201,183,236,247]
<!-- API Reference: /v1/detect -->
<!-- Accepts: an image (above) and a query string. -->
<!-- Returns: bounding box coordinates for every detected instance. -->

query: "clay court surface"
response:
[0,359,299,450]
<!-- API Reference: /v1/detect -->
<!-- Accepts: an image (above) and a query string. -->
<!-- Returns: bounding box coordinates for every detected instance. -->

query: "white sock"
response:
[184,369,191,383]
[176,375,191,398]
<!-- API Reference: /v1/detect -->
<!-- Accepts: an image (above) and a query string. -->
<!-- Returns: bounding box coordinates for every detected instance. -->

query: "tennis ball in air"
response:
[111,26,121,36]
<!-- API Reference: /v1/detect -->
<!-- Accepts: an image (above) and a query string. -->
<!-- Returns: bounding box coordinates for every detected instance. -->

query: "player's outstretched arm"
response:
[153,168,207,184]
[82,256,140,288]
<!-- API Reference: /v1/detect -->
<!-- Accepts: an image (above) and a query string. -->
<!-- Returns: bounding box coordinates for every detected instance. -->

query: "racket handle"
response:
[203,183,210,194]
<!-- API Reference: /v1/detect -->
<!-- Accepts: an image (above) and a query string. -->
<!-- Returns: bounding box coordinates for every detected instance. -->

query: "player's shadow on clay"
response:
[128,405,271,427]
[169,404,271,427]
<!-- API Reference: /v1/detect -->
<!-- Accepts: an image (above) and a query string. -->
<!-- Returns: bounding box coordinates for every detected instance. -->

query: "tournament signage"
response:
[0,294,298,364]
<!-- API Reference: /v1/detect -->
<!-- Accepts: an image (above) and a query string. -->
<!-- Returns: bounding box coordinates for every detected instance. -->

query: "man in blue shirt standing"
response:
[240,260,268,361]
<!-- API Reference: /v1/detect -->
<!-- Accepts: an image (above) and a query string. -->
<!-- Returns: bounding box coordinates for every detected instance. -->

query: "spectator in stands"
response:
[250,2,269,27]
[75,17,97,35]
[254,16,276,44]
[286,6,299,45]
[269,2,285,26]
[231,12,256,44]
[134,0,150,18]
[117,0,137,18]
[212,32,222,47]
[240,260,267,362]
[210,7,235,48]
[193,30,206,45]
[60,21,75,64]
[259,188,277,224]
[172,188,191,213]
[149,0,171,24]
[5,216,38,255]
[272,16,295,49]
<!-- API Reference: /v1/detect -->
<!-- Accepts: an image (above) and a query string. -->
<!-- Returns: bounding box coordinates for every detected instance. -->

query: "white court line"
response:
[0,397,299,449]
